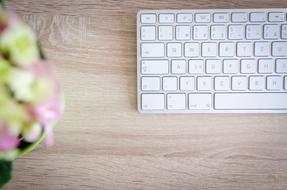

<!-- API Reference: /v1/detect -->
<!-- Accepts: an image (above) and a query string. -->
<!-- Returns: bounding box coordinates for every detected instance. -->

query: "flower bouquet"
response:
[0,1,64,187]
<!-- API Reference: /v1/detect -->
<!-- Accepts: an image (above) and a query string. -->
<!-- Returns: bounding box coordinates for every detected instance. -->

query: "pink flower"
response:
[29,61,61,96]
[29,61,54,77]
[0,123,19,152]
[0,9,64,160]
[23,122,42,143]
[26,61,64,145]
[32,95,64,146]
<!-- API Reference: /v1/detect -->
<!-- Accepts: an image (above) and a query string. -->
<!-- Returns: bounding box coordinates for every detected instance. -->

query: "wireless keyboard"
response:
[137,9,287,113]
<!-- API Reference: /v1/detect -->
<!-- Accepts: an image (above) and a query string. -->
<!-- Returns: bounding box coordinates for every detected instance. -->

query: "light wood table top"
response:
[4,0,287,189]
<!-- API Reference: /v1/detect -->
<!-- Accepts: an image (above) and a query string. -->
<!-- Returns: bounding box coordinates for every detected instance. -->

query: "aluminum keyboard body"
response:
[137,9,287,113]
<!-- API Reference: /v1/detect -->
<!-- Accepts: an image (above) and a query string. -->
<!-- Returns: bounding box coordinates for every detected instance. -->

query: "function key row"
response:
[140,12,287,24]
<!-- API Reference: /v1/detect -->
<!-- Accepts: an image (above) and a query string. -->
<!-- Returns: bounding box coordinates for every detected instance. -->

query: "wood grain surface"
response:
[3,0,287,189]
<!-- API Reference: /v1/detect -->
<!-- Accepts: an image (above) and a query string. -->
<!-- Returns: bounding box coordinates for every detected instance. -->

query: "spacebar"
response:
[215,93,287,110]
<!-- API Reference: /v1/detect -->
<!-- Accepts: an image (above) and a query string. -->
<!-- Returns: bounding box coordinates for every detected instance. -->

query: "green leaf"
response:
[37,41,46,60]
[0,160,12,188]
[0,0,4,8]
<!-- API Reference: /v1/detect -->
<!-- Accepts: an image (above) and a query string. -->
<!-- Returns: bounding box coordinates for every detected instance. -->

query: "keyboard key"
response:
[232,76,247,90]
[213,13,229,23]
[193,25,208,40]
[254,42,270,57]
[214,93,287,110]
[167,43,182,57]
[195,13,211,23]
[184,43,200,57]
[159,14,174,23]
[228,25,244,39]
[197,77,212,91]
[272,42,287,57]
[202,43,217,57]
[232,12,248,23]
[141,94,165,110]
[258,59,274,73]
[141,26,156,41]
[211,25,226,40]
[219,43,235,57]
[167,94,186,110]
[141,60,168,74]
[268,12,285,22]
[189,93,212,110]
[158,26,173,40]
[285,76,287,90]
[241,59,257,74]
[250,12,265,22]
[177,13,193,23]
[276,59,287,73]
[237,42,253,57]
[282,25,287,39]
[206,59,221,74]
[171,60,186,74]
[180,77,195,91]
[249,76,265,91]
[264,24,280,39]
[141,77,160,91]
[176,26,191,40]
[215,77,230,91]
[141,43,165,58]
[223,59,239,74]
[163,77,178,91]
[141,14,156,24]
[189,60,204,74]
[267,76,283,90]
[246,25,262,40]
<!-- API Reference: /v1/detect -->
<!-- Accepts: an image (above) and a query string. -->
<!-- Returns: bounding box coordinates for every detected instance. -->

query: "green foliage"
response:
[0,0,4,8]
[0,160,12,188]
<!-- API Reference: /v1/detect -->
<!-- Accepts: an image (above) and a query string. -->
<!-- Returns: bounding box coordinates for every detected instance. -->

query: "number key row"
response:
[141,25,287,41]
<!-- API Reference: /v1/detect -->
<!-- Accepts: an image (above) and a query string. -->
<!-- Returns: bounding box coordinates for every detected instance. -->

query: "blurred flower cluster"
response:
[0,8,64,160]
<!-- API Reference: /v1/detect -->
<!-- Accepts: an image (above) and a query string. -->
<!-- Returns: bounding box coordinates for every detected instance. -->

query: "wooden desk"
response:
[4,0,287,189]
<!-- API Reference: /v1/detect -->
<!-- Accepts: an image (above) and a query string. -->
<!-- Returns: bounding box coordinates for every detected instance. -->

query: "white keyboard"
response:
[137,9,287,113]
